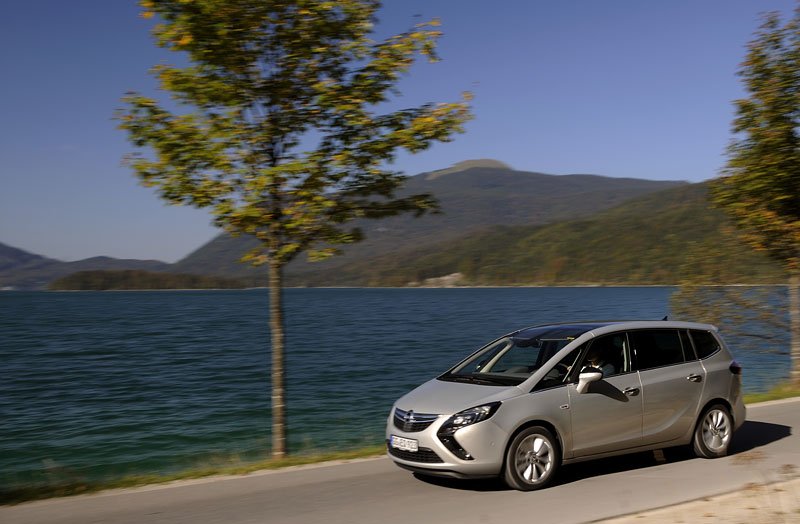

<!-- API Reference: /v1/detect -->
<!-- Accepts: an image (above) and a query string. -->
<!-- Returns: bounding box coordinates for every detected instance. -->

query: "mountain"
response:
[284,183,783,286]
[6,160,780,289]
[0,244,170,290]
[0,243,55,272]
[173,160,687,279]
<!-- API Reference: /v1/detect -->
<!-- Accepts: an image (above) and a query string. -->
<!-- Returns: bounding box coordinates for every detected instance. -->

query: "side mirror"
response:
[576,367,603,394]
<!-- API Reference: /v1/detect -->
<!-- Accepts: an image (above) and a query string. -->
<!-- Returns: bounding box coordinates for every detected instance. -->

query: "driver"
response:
[584,346,615,376]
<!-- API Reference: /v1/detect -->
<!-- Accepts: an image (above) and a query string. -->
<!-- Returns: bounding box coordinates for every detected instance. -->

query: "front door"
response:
[567,333,643,457]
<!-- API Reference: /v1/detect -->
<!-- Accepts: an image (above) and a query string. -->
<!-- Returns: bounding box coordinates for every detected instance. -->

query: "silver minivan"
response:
[386,321,745,490]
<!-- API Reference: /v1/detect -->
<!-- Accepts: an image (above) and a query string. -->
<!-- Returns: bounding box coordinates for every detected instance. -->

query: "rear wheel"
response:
[503,426,560,491]
[693,404,732,458]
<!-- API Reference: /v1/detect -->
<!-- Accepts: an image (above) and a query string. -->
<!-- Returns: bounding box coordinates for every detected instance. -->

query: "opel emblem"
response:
[403,410,416,430]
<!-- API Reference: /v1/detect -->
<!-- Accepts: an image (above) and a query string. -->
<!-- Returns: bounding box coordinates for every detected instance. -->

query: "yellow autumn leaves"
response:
[139,1,193,47]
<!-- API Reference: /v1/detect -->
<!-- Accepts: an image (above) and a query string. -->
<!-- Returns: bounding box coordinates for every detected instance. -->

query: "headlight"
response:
[439,402,501,436]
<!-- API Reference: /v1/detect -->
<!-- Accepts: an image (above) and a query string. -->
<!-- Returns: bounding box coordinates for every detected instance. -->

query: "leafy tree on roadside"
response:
[119,0,471,456]
[670,242,788,360]
[684,9,800,387]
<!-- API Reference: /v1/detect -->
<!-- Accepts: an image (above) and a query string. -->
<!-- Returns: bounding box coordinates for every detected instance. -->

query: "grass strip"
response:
[742,382,800,404]
[0,445,385,506]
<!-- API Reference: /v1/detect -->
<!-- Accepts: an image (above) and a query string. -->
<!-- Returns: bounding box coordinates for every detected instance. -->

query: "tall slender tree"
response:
[712,9,800,386]
[119,0,471,456]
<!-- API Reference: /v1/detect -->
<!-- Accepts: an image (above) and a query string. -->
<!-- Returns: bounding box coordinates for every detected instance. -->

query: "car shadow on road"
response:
[729,420,792,453]
[412,473,509,492]
[412,420,791,492]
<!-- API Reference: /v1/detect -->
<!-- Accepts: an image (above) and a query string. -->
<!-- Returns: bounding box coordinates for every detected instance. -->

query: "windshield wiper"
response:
[440,374,513,386]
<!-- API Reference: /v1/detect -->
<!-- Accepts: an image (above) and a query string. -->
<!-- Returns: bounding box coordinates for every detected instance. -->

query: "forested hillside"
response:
[0,245,170,290]
[173,162,686,279]
[48,270,248,290]
[285,184,785,286]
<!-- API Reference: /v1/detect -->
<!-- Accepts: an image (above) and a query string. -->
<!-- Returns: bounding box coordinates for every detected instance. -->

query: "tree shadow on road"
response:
[411,420,791,492]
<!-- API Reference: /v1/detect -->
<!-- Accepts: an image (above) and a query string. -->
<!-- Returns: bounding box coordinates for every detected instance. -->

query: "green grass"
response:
[0,445,385,506]
[743,382,800,404]
[3,384,800,506]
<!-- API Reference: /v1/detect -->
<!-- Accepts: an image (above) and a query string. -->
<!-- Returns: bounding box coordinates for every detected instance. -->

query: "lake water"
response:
[0,287,790,488]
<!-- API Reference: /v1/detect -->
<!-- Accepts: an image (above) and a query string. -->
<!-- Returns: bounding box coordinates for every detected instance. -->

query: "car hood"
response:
[394,378,521,415]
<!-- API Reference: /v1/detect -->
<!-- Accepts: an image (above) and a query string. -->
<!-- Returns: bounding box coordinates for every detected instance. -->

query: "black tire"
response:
[693,404,733,458]
[503,426,560,491]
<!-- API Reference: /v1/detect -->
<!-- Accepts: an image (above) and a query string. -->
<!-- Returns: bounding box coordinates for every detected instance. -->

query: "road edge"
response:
[5,397,800,507]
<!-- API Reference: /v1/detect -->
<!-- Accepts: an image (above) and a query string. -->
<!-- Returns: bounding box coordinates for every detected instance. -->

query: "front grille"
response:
[387,443,444,463]
[393,408,439,432]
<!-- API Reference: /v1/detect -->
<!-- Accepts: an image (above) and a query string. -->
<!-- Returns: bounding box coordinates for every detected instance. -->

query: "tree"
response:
[711,9,800,387]
[119,0,471,457]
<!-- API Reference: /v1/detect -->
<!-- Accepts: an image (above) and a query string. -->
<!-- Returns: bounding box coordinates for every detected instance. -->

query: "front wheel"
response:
[503,426,560,491]
[693,404,733,458]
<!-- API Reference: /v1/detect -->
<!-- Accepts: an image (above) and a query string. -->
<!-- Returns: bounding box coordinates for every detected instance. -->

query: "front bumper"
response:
[385,410,507,478]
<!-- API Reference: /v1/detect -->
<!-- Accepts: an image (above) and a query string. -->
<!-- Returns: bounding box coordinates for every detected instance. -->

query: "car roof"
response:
[513,320,718,341]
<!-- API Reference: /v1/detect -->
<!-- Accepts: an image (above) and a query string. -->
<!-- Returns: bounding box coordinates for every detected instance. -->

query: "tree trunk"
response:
[269,260,287,457]
[790,272,800,388]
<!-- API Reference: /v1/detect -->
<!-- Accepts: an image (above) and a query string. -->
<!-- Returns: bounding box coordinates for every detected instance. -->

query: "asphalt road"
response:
[3,398,799,524]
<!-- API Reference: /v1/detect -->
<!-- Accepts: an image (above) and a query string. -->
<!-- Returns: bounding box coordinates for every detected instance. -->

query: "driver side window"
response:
[576,333,629,378]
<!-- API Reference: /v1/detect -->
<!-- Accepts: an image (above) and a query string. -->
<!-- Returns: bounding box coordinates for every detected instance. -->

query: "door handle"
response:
[623,387,640,396]
[686,374,702,383]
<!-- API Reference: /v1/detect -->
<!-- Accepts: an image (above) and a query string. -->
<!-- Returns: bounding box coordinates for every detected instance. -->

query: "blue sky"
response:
[1,0,795,262]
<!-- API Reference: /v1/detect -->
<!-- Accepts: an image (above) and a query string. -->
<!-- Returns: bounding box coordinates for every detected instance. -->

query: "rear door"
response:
[630,329,705,446]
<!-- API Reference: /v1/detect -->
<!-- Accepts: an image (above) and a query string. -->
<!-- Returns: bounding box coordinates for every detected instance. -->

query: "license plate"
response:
[390,435,418,452]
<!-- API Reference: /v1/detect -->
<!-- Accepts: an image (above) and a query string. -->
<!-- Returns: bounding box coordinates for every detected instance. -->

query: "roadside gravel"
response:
[599,477,800,523]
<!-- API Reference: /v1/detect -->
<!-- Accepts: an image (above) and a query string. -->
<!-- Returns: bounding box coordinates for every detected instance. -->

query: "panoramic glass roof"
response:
[512,323,615,344]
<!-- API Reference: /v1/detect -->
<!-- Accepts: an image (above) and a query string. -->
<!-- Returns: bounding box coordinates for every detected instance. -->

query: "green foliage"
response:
[120,0,471,266]
[742,381,800,402]
[48,270,247,290]
[712,10,800,270]
[706,8,800,387]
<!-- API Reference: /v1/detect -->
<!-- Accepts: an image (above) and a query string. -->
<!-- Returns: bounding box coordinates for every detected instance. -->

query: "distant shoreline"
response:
[19,282,789,292]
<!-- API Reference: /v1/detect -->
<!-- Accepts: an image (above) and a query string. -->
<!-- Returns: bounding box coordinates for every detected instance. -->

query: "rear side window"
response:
[629,329,685,370]
[689,330,720,359]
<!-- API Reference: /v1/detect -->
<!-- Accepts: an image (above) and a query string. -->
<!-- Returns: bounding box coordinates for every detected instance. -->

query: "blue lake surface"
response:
[0,287,790,487]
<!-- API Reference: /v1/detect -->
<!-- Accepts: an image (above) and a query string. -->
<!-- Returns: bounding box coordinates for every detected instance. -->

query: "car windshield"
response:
[439,324,600,386]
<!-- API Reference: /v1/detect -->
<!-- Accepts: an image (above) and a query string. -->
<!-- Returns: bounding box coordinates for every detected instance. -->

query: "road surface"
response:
[3,398,799,524]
